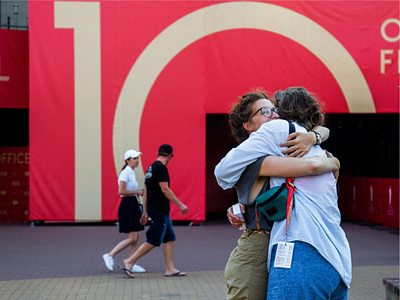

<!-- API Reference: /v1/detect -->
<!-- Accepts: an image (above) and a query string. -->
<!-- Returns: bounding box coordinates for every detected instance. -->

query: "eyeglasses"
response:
[250,106,279,119]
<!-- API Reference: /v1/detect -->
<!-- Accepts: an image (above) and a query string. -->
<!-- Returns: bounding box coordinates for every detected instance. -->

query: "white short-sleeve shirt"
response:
[118,166,139,197]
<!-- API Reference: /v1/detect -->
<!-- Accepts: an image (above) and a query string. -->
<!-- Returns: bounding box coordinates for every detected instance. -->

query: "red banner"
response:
[0,29,29,109]
[28,0,399,222]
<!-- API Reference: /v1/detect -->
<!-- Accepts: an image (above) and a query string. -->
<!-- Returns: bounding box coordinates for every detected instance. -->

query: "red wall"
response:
[0,29,28,109]
[0,147,30,222]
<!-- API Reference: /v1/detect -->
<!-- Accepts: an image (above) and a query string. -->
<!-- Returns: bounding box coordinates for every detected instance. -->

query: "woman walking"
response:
[102,149,146,273]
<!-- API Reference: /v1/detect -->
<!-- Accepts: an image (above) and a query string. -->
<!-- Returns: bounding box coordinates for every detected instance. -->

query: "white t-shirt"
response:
[118,166,139,197]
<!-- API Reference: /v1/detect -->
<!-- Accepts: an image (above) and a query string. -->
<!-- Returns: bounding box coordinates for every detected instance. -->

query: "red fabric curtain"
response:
[28,0,399,221]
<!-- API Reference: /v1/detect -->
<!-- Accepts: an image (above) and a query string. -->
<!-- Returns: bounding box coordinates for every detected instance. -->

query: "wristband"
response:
[311,130,322,145]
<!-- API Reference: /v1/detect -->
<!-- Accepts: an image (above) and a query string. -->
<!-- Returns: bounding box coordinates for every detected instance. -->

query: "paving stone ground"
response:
[0,219,398,300]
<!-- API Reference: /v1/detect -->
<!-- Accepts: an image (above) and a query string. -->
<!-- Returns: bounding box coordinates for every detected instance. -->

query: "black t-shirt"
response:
[144,160,170,213]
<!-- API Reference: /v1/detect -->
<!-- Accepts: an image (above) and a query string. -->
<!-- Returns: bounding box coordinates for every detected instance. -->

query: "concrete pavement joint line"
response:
[0,266,399,300]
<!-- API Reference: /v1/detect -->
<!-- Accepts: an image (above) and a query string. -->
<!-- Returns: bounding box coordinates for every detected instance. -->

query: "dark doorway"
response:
[205,114,238,215]
[206,113,399,215]
[0,108,29,147]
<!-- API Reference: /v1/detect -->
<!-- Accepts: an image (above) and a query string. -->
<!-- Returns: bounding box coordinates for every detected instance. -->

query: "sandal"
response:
[117,264,136,278]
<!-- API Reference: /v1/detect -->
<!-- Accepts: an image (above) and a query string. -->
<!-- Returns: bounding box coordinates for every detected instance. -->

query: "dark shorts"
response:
[146,212,176,247]
[118,196,144,233]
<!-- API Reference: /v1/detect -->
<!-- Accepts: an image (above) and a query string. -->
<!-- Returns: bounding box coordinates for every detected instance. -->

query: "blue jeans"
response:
[146,212,176,247]
[267,241,348,300]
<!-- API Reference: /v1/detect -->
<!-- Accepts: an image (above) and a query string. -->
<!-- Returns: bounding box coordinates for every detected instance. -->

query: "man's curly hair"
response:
[229,91,270,143]
[274,87,324,131]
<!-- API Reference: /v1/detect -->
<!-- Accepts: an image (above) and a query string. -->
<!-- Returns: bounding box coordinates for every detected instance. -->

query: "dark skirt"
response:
[118,196,144,233]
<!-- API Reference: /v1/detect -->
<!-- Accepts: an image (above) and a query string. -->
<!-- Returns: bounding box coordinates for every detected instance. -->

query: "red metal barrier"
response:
[338,176,398,228]
[380,178,399,228]
[363,177,382,224]
[346,177,365,221]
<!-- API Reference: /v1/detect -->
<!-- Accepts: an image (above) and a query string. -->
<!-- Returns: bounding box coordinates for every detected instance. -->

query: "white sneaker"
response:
[131,264,146,273]
[102,253,114,271]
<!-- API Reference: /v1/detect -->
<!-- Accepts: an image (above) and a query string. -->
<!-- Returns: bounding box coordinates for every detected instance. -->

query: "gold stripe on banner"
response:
[55,2,102,221]
[113,1,375,177]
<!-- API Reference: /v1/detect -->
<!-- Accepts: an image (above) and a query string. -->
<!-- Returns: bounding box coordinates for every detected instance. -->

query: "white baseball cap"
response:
[124,149,142,160]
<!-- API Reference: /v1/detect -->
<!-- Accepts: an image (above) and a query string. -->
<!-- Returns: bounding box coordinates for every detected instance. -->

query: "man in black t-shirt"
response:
[144,160,171,214]
[121,144,188,278]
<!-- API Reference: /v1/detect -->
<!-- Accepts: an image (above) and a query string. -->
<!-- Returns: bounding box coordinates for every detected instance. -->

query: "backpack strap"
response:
[255,122,295,230]
[287,122,296,155]
[289,122,295,135]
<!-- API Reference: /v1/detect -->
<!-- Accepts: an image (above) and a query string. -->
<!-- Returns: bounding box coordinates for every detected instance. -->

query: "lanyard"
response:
[285,177,296,241]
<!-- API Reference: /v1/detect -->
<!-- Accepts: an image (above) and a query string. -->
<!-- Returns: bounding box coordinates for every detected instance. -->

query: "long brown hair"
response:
[120,161,128,173]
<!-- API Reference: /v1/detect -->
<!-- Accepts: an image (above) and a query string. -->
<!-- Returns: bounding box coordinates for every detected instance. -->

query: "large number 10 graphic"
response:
[52,0,378,221]
[54,2,101,220]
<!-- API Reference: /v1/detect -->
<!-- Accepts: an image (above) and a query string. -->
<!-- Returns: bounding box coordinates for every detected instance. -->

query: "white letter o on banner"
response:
[381,18,400,42]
